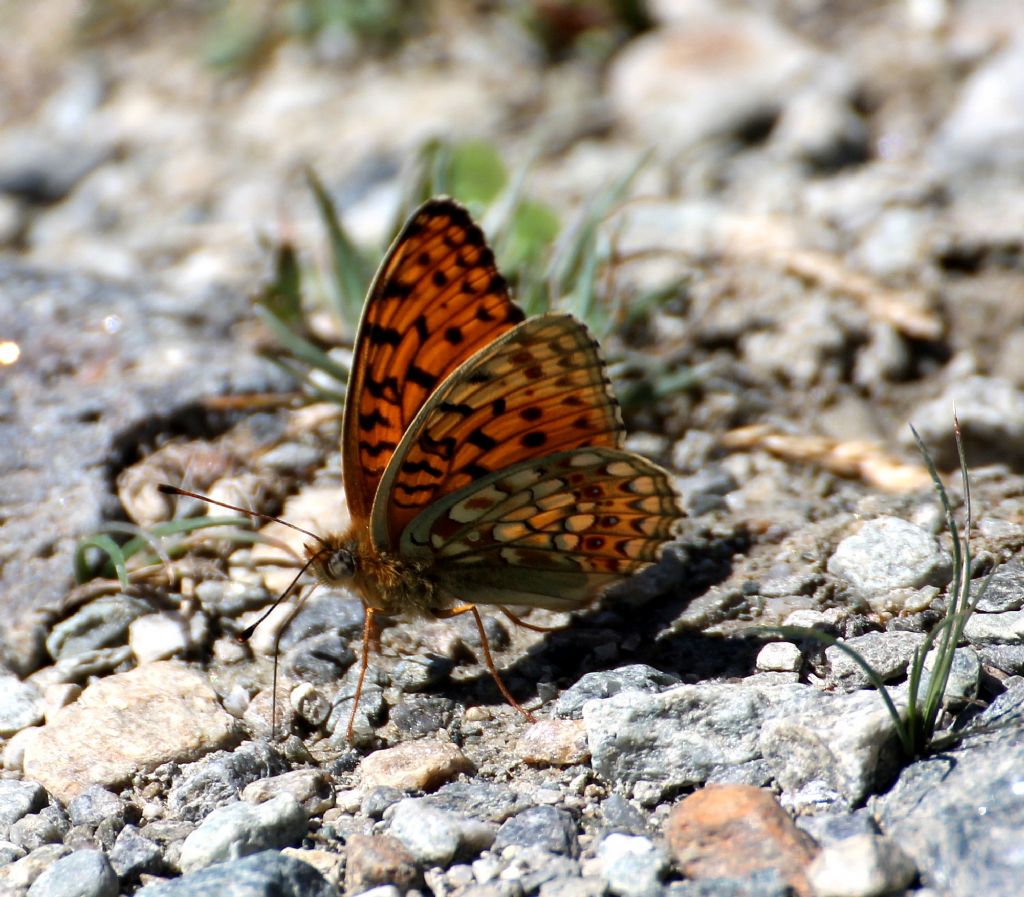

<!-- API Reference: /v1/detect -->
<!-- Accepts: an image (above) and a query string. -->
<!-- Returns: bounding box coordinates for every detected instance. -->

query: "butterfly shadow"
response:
[440,529,761,711]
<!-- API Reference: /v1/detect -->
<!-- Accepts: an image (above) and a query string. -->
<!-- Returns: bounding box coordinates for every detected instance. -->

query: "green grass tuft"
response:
[754,416,990,759]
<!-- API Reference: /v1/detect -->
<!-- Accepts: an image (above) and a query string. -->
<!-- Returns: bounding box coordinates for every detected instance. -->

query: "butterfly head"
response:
[307,538,357,586]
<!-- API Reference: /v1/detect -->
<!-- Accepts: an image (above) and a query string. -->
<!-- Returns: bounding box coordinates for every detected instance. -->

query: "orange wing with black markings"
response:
[342,199,526,525]
[371,314,625,550]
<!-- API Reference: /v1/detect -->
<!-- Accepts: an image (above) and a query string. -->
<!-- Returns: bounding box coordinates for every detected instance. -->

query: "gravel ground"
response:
[3,3,1024,896]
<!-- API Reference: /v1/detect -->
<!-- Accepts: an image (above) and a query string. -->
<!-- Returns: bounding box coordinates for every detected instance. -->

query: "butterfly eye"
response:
[324,549,355,582]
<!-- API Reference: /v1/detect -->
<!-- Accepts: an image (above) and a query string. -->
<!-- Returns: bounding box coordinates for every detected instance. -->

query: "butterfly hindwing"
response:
[370,314,625,550]
[398,448,680,610]
[342,198,526,525]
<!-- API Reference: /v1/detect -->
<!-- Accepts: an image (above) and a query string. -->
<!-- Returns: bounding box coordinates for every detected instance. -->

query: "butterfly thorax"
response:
[307,529,442,616]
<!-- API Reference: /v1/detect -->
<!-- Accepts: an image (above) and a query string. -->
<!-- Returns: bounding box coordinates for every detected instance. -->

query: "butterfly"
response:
[165,198,682,739]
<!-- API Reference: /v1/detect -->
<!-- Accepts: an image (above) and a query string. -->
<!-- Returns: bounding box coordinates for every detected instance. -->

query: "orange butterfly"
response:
[321,198,680,735]
[166,198,682,738]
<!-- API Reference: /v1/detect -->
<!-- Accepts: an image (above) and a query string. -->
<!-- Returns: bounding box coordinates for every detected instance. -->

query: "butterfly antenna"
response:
[237,553,324,740]
[160,483,330,740]
[157,484,331,549]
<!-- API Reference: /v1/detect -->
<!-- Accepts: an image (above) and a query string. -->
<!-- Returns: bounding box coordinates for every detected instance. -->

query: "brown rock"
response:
[359,739,474,792]
[345,833,422,893]
[665,785,817,897]
[516,719,590,767]
[22,661,240,803]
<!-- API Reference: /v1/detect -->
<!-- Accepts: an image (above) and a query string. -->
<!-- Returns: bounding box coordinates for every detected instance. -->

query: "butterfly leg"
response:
[347,606,379,741]
[434,604,537,724]
[499,606,564,633]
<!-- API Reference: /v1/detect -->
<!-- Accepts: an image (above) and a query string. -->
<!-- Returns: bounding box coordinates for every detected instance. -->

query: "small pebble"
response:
[0,780,47,827]
[109,825,163,879]
[755,642,804,673]
[128,614,191,664]
[516,720,590,767]
[665,785,815,894]
[493,807,579,858]
[344,833,423,893]
[25,848,117,897]
[388,797,496,867]
[133,849,334,896]
[359,739,474,792]
[241,769,334,816]
[178,794,308,873]
[808,833,916,897]
[68,785,126,829]
[596,833,667,897]
[0,675,45,736]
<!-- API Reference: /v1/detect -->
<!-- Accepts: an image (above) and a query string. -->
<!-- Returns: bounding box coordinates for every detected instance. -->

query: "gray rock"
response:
[906,376,1024,468]
[827,517,952,598]
[825,631,927,690]
[755,642,804,674]
[556,666,681,719]
[854,207,933,280]
[920,645,980,711]
[392,654,455,693]
[276,592,365,652]
[135,849,333,897]
[0,780,46,827]
[493,806,578,857]
[257,442,322,471]
[874,681,1024,895]
[195,581,272,617]
[0,675,44,736]
[807,833,917,897]
[362,787,405,820]
[608,10,845,154]
[388,797,496,867]
[240,769,334,817]
[972,559,1024,613]
[796,811,878,847]
[0,844,71,890]
[600,795,647,835]
[420,783,530,824]
[596,833,667,897]
[178,794,308,873]
[10,806,70,851]
[390,695,458,737]
[283,633,355,685]
[167,741,288,822]
[976,644,1024,676]
[773,88,869,172]
[932,40,1024,170]
[67,786,126,829]
[0,841,26,867]
[583,682,807,799]
[46,595,152,660]
[503,847,581,894]
[539,876,608,897]
[964,610,1024,645]
[26,849,117,897]
[664,869,792,897]
[109,824,163,879]
[46,646,134,684]
[677,466,738,516]
[761,688,905,809]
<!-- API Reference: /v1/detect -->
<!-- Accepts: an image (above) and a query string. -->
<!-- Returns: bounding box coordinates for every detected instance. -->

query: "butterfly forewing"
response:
[371,314,625,549]
[398,448,680,610]
[342,199,526,524]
